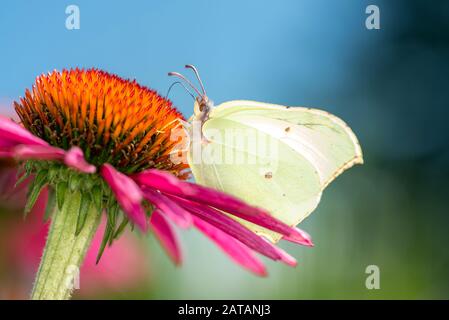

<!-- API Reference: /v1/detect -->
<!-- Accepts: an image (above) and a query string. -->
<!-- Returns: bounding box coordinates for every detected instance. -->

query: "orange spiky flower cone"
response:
[14,69,189,176]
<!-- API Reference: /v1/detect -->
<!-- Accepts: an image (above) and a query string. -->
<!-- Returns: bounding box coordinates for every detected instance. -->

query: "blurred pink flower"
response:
[0,167,151,299]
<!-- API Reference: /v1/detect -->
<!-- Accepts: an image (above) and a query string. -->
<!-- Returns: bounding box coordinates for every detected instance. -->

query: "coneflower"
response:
[0,68,312,300]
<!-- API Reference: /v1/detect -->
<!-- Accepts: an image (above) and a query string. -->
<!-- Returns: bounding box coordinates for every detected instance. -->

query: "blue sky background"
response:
[0,0,381,113]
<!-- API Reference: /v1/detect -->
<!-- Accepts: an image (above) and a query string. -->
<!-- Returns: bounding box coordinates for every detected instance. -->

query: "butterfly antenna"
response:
[168,71,203,97]
[185,64,207,96]
[166,81,195,100]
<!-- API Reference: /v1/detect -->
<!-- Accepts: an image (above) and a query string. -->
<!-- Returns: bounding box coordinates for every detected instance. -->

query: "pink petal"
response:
[132,169,302,239]
[0,150,14,158]
[150,209,182,265]
[0,140,17,148]
[141,187,192,229]
[0,116,48,147]
[283,227,314,247]
[64,147,96,173]
[169,195,290,263]
[3,145,97,175]
[263,238,297,267]
[100,164,147,231]
[132,169,196,196]
[13,145,65,160]
[192,216,267,276]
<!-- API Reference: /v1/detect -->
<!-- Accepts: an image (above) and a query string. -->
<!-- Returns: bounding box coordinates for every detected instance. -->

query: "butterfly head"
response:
[193,95,213,123]
[168,65,213,123]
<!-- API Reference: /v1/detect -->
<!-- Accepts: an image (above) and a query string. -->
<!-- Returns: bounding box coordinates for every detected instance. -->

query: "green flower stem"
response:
[31,189,101,300]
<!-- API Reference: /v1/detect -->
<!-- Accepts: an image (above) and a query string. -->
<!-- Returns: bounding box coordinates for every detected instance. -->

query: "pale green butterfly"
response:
[169,65,363,243]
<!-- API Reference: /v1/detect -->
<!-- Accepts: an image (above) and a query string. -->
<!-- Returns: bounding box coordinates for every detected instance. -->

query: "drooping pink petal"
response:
[132,169,303,239]
[0,150,14,158]
[150,209,182,265]
[132,169,195,196]
[283,227,314,247]
[262,238,297,267]
[13,145,65,160]
[0,140,16,148]
[141,187,192,229]
[64,147,96,173]
[0,116,48,147]
[192,215,267,276]
[3,144,97,175]
[169,195,293,264]
[100,164,147,231]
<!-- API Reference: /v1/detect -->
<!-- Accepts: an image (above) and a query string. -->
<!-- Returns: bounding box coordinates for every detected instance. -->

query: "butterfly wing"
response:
[188,100,363,242]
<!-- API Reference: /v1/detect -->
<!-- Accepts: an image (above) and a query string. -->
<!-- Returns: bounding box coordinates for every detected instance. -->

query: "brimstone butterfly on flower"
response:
[169,65,363,243]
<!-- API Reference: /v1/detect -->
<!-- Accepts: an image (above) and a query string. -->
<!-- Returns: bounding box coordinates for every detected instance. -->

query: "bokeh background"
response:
[1,0,448,299]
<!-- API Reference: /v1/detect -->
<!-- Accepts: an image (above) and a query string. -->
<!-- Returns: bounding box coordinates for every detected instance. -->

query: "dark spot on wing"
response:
[285,127,291,132]
[264,172,273,179]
